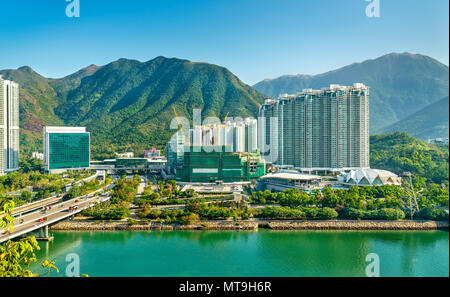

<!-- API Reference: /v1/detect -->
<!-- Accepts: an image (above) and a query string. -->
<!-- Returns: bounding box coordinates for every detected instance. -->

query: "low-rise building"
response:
[337,168,402,187]
[144,148,161,158]
[259,170,323,192]
[32,152,44,161]
[90,157,167,173]
[115,152,134,158]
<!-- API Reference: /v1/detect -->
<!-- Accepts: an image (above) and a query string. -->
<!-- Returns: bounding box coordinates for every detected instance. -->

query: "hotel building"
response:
[43,126,90,174]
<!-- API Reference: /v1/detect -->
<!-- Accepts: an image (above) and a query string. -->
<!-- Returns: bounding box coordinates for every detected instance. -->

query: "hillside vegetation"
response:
[370,132,449,186]
[1,57,267,157]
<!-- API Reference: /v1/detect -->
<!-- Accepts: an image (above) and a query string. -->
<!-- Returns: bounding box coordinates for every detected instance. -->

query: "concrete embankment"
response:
[260,220,449,230]
[50,219,449,231]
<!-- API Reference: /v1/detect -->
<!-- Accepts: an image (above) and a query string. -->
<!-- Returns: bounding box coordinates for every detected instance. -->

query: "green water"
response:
[32,230,449,277]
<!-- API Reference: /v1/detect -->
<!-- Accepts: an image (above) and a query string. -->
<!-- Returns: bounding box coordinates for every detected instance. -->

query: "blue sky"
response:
[0,0,448,84]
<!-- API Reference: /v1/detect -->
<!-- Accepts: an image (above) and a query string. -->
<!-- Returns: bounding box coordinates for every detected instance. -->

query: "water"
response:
[31,230,449,277]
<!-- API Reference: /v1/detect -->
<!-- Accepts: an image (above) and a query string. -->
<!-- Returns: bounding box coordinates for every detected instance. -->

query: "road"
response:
[0,183,114,243]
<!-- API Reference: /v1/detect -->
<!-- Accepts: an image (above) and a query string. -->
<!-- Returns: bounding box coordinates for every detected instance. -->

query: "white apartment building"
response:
[0,76,20,175]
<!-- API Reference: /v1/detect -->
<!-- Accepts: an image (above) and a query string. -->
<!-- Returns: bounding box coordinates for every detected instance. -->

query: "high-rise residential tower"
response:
[0,76,20,175]
[258,83,369,171]
[188,118,258,153]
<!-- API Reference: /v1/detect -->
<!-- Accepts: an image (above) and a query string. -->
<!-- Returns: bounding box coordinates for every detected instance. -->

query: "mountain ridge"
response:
[380,96,449,139]
[253,52,449,131]
[1,56,268,157]
[1,52,448,157]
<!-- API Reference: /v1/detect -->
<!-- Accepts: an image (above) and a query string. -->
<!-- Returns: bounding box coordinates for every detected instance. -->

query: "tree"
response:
[66,184,81,199]
[134,198,149,208]
[178,213,200,225]
[21,190,33,203]
[1,196,58,277]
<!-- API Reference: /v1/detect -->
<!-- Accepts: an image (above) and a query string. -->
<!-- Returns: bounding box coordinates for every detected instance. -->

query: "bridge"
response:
[0,184,114,244]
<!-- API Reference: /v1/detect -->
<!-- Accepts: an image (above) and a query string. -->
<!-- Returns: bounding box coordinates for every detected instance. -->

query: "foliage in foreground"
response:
[1,197,58,277]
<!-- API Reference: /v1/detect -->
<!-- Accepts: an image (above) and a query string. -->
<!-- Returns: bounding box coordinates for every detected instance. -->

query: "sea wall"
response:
[49,219,449,231]
[261,220,449,230]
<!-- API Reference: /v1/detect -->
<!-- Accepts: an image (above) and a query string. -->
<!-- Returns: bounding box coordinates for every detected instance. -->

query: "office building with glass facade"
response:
[167,131,186,174]
[179,145,266,183]
[0,76,20,175]
[258,83,369,172]
[43,126,90,174]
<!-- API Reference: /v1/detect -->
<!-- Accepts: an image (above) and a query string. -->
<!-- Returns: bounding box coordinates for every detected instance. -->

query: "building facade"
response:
[258,83,369,171]
[189,118,258,153]
[259,170,323,192]
[0,76,20,175]
[179,146,266,183]
[115,152,134,158]
[337,168,402,187]
[167,131,185,174]
[43,126,90,174]
[144,148,161,158]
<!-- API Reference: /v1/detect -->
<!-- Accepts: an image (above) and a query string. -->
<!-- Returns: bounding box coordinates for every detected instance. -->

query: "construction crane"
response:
[402,172,420,219]
[172,106,182,130]
[222,112,230,124]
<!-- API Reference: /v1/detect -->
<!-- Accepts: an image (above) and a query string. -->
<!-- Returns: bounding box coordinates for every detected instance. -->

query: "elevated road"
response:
[0,184,114,244]
[1,172,105,218]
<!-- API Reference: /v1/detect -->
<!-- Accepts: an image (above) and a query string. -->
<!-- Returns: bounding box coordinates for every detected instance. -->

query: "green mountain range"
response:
[1,53,449,160]
[380,96,449,140]
[0,57,268,157]
[253,53,449,132]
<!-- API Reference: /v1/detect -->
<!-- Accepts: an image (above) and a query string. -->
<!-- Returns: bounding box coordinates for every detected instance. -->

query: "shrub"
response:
[340,207,405,220]
[375,208,405,220]
[340,207,365,219]
[257,207,306,219]
[415,207,449,221]
[317,207,338,220]
[178,213,200,225]
[127,218,138,226]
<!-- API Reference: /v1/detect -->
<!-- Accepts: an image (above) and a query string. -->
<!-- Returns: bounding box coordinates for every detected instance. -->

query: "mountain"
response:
[253,53,449,132]
[380,96,449,140]
[370,132,449,185]
[0,57,268,157]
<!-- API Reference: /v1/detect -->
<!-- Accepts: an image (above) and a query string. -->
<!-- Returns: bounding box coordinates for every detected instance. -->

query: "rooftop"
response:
[261,172,321,181]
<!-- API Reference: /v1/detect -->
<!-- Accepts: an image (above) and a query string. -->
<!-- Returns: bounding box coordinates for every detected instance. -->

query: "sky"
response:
[0,0,448,85]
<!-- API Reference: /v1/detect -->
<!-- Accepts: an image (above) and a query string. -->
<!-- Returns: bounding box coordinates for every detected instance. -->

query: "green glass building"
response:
[44,127,90,174]
[179,146,265,183]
